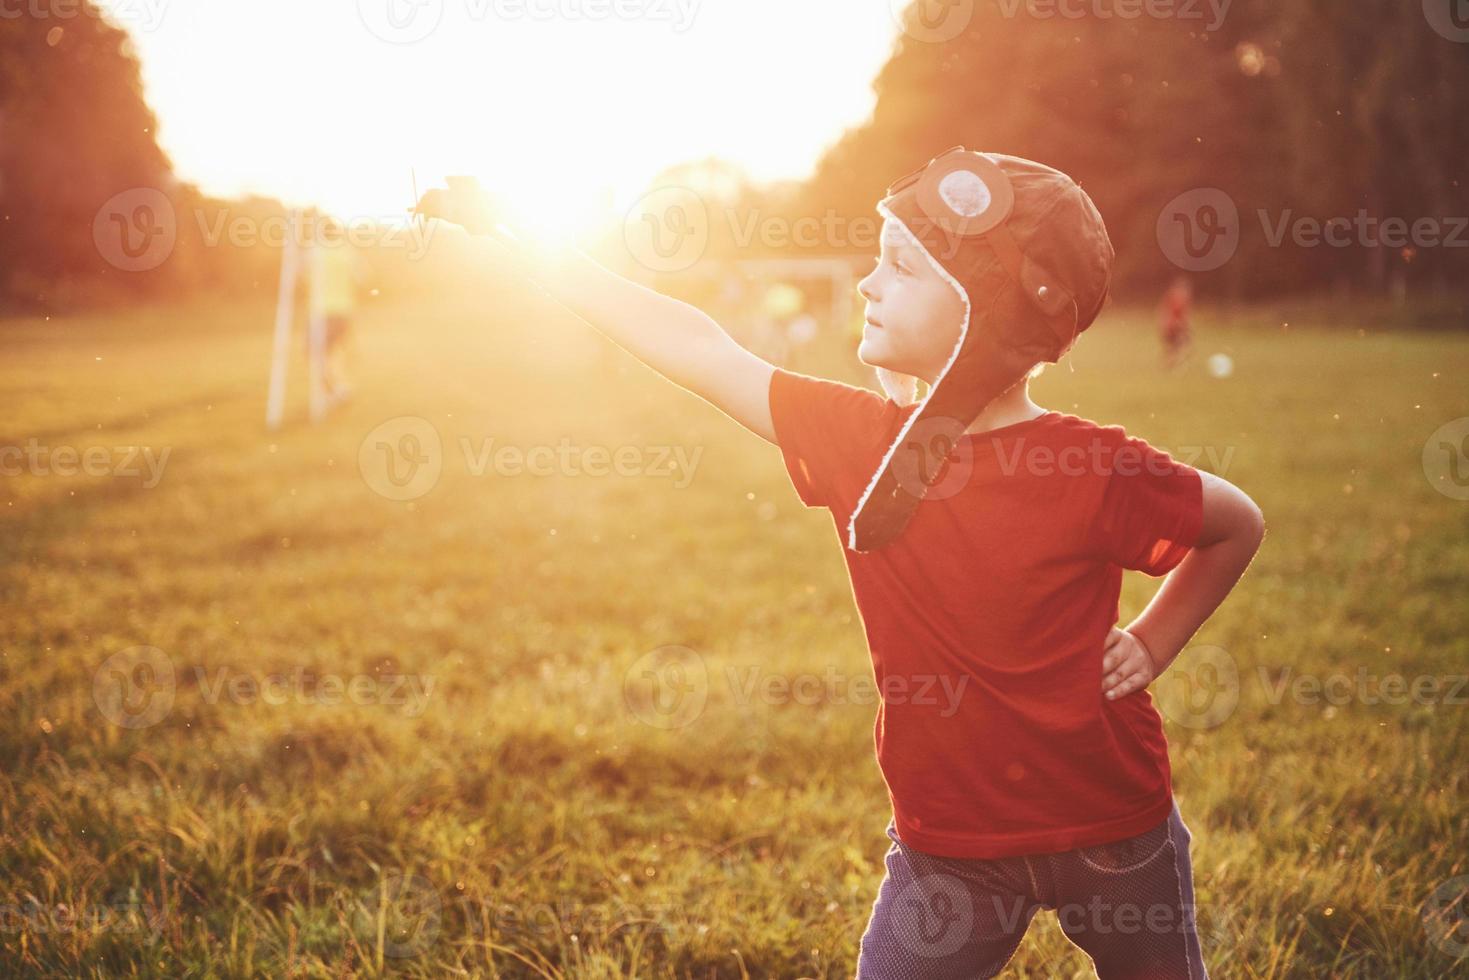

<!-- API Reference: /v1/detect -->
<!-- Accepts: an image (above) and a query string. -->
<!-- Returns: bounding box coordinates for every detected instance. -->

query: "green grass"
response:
[1,283,1466,978]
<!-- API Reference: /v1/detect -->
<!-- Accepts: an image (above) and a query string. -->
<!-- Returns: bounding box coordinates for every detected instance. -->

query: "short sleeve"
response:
[1090,432,1204,576]
[768,368,889,510]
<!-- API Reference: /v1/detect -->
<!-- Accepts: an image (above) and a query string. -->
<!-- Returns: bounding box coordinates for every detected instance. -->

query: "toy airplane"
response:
[409,172,504,238]
[408,170,557,301]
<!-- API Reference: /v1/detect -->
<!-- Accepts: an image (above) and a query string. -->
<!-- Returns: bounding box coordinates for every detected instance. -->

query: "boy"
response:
[312,229,365,404]
[416,148,1265,978]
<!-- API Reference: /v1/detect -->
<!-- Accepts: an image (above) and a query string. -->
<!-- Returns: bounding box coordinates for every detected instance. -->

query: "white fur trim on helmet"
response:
[876,367,920,407]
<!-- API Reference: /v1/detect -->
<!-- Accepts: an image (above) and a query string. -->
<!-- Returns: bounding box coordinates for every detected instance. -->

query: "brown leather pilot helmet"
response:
[849,148,1115,553]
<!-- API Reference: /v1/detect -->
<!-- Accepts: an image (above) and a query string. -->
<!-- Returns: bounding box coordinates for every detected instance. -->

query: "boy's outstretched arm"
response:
[534,247,778,444]
[413,181,778,445]
[1101,471,1266,699]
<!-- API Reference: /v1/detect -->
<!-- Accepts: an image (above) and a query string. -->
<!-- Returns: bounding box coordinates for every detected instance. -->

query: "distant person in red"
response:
[1159,275,1194,370]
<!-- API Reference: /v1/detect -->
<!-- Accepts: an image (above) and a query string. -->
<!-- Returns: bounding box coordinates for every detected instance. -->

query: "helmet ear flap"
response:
[1018,255,1081,357]
[1020,255,1074,319]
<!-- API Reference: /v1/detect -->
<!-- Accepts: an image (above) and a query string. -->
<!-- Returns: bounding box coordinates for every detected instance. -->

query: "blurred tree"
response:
[0,6,300,314]
[796,0,1468,302]
[0,5,173,309]
[1270,0,1467,295]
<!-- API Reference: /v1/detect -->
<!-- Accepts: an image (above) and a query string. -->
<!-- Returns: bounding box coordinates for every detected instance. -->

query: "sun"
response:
[407,154,623,247]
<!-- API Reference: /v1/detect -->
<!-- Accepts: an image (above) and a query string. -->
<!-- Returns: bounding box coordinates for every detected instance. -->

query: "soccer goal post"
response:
[266,211,331,430]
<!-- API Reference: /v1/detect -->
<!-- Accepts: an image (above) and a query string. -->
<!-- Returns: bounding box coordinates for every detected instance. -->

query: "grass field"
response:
[2,276,1467,977]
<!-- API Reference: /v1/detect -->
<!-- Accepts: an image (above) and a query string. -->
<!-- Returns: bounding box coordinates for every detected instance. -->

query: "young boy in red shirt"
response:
[418,148,1265,978]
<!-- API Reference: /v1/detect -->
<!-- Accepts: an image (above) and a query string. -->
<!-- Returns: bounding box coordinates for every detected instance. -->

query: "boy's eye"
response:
[872,254,910,277]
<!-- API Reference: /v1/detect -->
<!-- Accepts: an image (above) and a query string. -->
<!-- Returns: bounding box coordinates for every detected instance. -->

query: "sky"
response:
[97,0,906,225]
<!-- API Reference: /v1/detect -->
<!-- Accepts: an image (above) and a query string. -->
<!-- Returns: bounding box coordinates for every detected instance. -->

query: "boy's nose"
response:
[858,270,878,301]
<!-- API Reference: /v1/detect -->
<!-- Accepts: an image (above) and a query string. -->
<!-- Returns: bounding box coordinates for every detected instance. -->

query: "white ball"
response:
[1207,353,1235,379]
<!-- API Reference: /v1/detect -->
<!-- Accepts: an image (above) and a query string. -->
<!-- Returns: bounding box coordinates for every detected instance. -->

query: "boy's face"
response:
[856,218,966,383]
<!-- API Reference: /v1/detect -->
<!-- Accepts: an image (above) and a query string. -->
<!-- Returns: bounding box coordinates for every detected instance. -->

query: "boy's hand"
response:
[412,179,502,236]
[413,181,564,287]
[1101,627,1163,700]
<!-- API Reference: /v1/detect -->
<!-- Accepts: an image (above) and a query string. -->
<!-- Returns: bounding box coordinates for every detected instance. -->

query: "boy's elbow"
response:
[1231,493,1266,553]
[1244,501,1266,550]
[1196,472,1265,550]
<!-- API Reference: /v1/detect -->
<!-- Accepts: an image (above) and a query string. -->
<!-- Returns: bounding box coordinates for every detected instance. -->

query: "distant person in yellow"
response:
[310,220,366,404]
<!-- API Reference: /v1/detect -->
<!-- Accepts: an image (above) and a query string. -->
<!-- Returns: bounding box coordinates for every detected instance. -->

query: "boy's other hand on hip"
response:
[1101,627,1162,701]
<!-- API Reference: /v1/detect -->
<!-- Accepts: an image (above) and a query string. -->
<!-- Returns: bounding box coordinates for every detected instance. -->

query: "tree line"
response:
[787,0,1467,301]
[1,1,1464,312]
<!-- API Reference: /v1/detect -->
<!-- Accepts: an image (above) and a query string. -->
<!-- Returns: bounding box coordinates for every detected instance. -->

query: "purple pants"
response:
[856,802,1208,979]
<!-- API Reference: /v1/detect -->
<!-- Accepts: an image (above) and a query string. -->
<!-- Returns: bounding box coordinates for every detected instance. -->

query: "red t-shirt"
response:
[768,368,1204,858]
